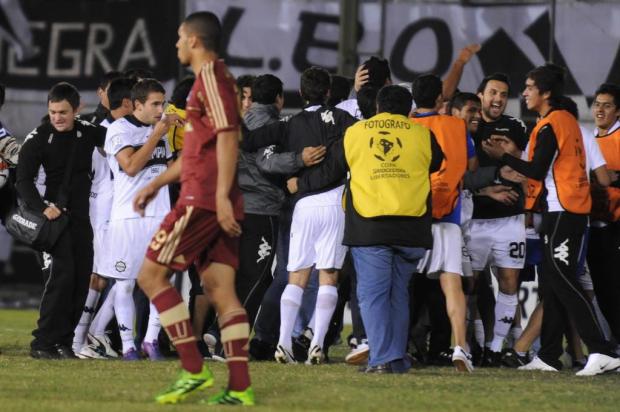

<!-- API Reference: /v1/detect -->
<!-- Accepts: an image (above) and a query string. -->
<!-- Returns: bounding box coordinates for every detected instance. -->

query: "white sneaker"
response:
[77,343,107,359]
[345,340,369,365]
[202,333,226,362]
[518,356,559,372]
[89,333,119,358]
[575,353,620,376]
[274,344,297,364]
[305,345,324,365]
[452,345,474,373]
[203,333,217,354]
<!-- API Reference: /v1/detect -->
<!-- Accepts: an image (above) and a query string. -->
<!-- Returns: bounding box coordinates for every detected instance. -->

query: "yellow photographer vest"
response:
[344,112,432,218]
[165,104,187,153]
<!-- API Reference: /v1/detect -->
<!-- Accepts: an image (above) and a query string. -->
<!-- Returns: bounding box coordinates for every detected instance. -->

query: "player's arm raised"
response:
[117,114,180,177]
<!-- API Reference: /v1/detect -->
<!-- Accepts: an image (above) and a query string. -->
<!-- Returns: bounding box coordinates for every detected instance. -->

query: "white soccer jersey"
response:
[104,116,171,220]
[582,125,606,175]
[336,98,362,120]
[89,117,114,227]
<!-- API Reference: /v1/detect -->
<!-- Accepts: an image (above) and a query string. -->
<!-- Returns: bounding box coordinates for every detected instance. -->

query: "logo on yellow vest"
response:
[371,131,402,162]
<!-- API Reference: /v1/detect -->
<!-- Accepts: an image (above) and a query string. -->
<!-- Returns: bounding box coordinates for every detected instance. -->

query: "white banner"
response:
[188,0,620,120]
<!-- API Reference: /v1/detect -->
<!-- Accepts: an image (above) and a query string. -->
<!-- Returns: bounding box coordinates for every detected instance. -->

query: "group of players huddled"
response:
[1,10,620,407]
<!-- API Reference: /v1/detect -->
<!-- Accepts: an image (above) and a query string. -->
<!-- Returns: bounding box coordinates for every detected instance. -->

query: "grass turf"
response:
[0,309,619,411]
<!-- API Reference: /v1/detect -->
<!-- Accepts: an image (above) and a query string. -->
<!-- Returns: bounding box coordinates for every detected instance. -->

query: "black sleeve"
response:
[463,166,499,191]
[297,138,347,195]
[15,136,47,212]
[511,118,529,151]
[93,125,107,147]
[241,120,288,152]
[429,132,444,173]
[609,173,620,188]
[501,124,557,181]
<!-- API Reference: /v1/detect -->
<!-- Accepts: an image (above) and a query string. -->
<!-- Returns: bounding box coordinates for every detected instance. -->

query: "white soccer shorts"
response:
[469,214,526,271]
[287,200,347,272]
[425,222,466,279]
[92,221,109,275]
[104,217,162,280]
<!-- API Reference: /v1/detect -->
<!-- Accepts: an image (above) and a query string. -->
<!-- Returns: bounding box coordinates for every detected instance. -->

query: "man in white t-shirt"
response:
[75,77,136,359]
[102,79,178,360]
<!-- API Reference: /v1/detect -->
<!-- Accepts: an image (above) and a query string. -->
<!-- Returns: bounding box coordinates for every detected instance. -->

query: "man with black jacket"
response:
[241,66,356,364]
[16,82,106,359]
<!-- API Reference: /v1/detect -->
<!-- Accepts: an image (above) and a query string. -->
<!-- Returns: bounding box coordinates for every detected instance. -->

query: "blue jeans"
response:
[351,245,425,368]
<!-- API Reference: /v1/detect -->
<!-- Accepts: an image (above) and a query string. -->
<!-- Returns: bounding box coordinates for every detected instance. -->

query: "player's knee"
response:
[137,258,169,297]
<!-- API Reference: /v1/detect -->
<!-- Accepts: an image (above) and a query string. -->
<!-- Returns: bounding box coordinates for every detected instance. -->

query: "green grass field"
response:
[0,309,618,412]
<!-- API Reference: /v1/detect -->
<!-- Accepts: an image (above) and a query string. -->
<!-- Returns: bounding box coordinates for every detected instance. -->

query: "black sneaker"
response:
[501,348,529,368]
[481,348,502,367]
[248,338,276,361]
[471,343,483,367]
[427,349,454,367]
[30,347,60,360]
[55,344,78,359]
[292,328,313,362]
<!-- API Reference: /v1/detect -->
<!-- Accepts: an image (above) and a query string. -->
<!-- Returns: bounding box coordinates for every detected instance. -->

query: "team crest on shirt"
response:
[370,131,402,162]
[115,261,127,272]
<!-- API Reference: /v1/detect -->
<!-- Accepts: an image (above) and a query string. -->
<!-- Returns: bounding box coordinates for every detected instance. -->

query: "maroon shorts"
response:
[145,204,239,273]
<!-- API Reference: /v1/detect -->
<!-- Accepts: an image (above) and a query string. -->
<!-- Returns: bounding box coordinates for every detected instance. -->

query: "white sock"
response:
[143,303,161,343]
[474,319,485,348]
[278,284,304,351]
[90,283,116,337]
[310,285,338,350]
[114,279,136,353]
[307,310,316,334]
[491,291,517,352]
[510,326,523,343]
[73,288,101,352]
[531,337,541,357]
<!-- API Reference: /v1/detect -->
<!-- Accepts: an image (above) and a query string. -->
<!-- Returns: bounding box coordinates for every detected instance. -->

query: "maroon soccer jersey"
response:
[178,59,244,220]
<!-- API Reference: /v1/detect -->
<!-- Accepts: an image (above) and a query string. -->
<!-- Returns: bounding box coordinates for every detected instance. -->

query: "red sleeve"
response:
[198,62,240,134]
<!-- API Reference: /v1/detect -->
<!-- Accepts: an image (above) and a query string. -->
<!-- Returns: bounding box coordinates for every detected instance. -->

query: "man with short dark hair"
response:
[242,66,356,366]
[235,73,323,334]
[450,92,482,134]
[292,84,444,373]
[587,82,620,348]
[237,74,255,117]
[337,57,392,119]
[16,82,107,359]
[356,85,378,120]
[469,73,529,366]
[103,78,177,361]
[411,74,477,372]
[484,64,620,376]
[133,12,254,405]
[81,71,123,125]
[74,77,136,359]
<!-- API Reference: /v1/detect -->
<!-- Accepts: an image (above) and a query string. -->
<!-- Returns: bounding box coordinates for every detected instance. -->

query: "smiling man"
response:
[468,73,529,366]
[450,92,482,134]
[587,83,620,348]
[483,64,620,376]
[15,82,107,359]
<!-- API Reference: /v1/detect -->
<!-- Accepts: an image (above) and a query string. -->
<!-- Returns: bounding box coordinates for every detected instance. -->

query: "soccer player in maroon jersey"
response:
[132,12,254,406]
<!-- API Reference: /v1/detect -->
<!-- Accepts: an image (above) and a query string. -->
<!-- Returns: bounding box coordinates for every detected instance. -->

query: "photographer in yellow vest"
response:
[290,85,443,373]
